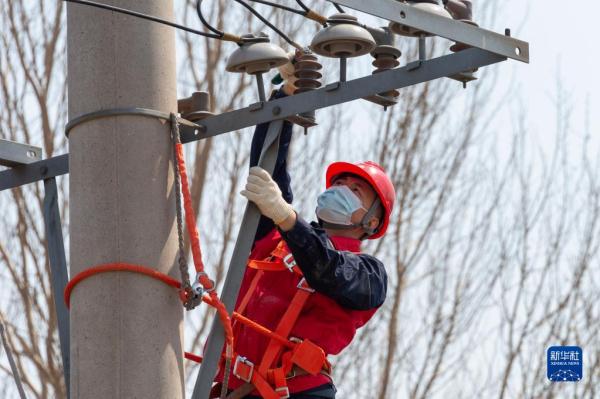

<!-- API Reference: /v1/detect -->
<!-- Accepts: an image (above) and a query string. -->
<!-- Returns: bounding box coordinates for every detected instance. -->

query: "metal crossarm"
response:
[180,47,506,142]
[0,139,42,167]
[330,0,529,63]
[0,154,69,191]
[0,47,507,192]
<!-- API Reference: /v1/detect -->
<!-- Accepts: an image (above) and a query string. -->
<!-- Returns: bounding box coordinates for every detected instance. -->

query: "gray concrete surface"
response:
[67,1,184,397]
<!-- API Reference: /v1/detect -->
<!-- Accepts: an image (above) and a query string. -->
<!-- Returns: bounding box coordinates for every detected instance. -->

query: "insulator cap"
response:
[371,45,401,60]
[445,0,474,22]
[226,33,288,74]
[389,1,452,37]
[310,13,375,58]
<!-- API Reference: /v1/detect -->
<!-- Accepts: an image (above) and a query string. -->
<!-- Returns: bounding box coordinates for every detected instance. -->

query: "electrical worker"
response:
[211,55,396,399]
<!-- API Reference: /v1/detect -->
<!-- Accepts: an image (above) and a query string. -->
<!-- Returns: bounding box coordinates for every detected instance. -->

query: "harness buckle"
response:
[296,278,315,293]
[282,254,296,272]
[275,386,290,398]
[233,356,254,383]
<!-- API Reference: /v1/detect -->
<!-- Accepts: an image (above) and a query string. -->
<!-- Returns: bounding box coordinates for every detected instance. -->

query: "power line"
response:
[247,0,306,16]
[232,0,302,49]
[295,0,310,12]
[64,0,223,40]
[196,0,301,48]
[195,0,224,37]
[332,3,345,13]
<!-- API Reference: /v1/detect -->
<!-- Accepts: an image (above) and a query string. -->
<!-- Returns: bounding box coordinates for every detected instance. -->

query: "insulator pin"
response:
[371,45,401,99]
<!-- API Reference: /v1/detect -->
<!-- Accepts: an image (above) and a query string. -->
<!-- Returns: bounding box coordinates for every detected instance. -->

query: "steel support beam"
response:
[0,139,42,167]
[331,0,529,63]
[180,47,505,142]
[191,120,285,399]
[42,177,71,399]
[0,154,69,191]
[1,48,504,191]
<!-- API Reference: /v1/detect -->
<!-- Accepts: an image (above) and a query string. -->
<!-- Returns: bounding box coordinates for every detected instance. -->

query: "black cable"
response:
[252,0,327,27]
[196,0,225,37]
[64,0,222,40]
[295,0,310,12]
[332,2,345,13]
[233,0,301,48]
[247,0,306,16]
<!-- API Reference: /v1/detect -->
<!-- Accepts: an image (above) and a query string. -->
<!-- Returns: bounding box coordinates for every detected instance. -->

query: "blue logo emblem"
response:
[547,346,582,382]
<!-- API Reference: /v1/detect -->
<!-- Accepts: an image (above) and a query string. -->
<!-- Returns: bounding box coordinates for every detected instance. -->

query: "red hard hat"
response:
[326,161,396,239]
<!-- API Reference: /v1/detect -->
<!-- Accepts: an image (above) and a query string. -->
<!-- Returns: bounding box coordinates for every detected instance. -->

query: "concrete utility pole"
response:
[67,1,183,398]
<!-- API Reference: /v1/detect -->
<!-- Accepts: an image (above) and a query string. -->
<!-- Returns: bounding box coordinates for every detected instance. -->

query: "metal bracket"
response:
[177,91,214,122]
[65,107,200,137]
[0,154,69,191]
[43,177,71,399]
[0,139,70,397]
[406,60,423,71]
[330,0,529,63]
[0,139,42,167]
[249,102,265,112]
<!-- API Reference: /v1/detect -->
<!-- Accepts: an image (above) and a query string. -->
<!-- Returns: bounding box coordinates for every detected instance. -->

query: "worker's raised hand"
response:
[278,51,299,96]
[241,166,294,225]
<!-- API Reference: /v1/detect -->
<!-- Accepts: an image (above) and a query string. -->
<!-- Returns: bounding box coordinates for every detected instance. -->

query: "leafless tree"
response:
[2,1,599,399]
[0,1,67,398]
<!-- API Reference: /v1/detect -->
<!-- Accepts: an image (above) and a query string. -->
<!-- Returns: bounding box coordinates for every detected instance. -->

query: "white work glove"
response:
[278,51,298,96]
[241,166,294,225]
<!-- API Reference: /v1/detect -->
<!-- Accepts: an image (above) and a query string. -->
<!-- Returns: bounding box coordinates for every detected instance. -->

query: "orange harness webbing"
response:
[246,241,303,276]
[229,242,330,399]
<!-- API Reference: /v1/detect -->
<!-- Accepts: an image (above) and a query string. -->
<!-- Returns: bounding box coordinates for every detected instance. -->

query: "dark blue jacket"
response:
[249,90,387,311]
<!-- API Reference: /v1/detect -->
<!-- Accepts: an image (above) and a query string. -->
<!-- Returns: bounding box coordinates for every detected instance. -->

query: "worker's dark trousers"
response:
[244,383,336,398]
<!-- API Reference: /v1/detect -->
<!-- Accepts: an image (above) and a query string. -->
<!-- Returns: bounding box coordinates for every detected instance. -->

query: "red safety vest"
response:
[215,228,378,397]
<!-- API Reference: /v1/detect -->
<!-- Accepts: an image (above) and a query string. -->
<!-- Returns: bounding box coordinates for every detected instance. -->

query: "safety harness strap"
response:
[247,241,303,276]
[236,270,264,317]
[251,371,280,399]
[232,242,330,398]
[258,278,314,374]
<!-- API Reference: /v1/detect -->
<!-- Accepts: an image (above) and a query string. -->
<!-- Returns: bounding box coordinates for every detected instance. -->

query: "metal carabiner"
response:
[191,271,216,296]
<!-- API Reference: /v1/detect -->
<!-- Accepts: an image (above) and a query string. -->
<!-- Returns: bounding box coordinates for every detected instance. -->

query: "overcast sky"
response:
[490,0,598,145]
[331,0,599,161]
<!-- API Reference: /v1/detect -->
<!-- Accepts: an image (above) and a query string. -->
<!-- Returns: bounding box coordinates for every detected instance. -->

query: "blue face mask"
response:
[315,185,366,226]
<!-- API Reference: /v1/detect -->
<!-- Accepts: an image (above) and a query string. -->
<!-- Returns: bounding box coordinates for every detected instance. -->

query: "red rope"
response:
[174,143,234,350]
[63,265,299,363]
[64,263,205,363]
[64,263,181,308]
